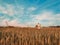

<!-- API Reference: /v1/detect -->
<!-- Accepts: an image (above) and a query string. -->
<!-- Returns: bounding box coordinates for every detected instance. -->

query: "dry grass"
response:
[0,27,60,45]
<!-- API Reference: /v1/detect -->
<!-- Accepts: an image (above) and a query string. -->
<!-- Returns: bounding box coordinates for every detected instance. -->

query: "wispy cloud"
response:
[0,4,24,16]
[0,0,60,27]
[0,19,27,27]
[0,5,7,14]
[30,11,60,26]
[28,7,36,11]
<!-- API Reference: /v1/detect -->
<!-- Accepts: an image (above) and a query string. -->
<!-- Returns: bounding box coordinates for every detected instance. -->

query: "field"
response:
[0,27,60,45]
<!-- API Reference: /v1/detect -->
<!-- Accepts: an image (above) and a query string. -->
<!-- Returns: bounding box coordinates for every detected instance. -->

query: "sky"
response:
[0,0,60,27]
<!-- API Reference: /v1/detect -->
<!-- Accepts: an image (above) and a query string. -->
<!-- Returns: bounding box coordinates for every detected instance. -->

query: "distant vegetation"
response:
[0,27,60,45]
[49,26,60,28]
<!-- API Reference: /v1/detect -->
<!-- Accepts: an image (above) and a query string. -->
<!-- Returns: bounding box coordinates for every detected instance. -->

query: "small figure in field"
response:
[35,23,41,29]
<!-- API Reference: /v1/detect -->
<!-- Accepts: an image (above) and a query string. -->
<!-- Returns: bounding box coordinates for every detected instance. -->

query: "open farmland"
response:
[0,27,60,45]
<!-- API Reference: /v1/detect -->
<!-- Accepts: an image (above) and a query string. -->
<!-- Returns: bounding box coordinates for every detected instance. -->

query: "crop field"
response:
[0,27,60,45]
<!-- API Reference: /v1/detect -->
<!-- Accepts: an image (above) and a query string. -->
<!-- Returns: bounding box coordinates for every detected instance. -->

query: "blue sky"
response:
[0,0,60,27]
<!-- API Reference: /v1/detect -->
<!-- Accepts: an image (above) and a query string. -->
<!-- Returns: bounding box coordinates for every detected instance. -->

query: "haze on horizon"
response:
[0,0,60,27]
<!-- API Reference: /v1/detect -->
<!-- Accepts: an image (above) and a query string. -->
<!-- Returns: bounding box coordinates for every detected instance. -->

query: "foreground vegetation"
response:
[0,27,60,45]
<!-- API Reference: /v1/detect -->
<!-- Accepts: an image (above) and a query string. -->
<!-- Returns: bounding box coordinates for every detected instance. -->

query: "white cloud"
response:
[32,11,53,20]
[0,19,9,26]
[0,19,28,27]
[32,11,60,20]
[0,5,14,15]
[0,5,8,14]
[28,7,36,11]
[0,4,24,16]
[5,4,17,16]
[30,11,60,26]
[0,4,60,27]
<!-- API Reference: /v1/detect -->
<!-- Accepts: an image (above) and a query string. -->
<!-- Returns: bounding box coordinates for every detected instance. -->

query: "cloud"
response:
[0,5,8,14]
[26,7,37,15]
[6,4,15,16]
[32,11,60,20]
[0,4,24,16]
[30,11,60,26]
[0,19,27,27]
[28,7,36,11]
[0,3,60,27]
[0,4,14,16]
[0,4,27,27]
[32,11,53,20]
[0,19,9,26]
